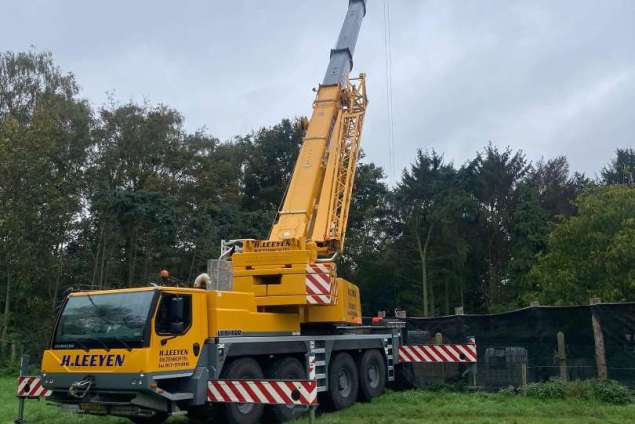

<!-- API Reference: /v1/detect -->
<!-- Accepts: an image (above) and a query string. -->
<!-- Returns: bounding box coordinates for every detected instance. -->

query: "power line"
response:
[383,0,396,179]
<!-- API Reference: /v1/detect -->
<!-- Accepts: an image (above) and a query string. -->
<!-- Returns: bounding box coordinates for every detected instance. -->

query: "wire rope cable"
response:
[383,0,396,179]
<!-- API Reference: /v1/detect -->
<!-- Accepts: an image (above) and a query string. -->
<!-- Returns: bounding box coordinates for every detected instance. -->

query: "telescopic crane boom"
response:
[231,0,368,324]
[268,0,367,257]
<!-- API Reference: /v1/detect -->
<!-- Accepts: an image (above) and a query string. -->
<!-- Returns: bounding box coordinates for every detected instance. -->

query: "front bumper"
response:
[41,369,207,417]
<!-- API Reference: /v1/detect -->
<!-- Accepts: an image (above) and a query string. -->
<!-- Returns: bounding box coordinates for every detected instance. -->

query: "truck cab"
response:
[41,287,209,421]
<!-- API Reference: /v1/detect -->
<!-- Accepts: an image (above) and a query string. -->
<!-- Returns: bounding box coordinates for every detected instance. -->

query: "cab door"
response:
[149,291,207,373]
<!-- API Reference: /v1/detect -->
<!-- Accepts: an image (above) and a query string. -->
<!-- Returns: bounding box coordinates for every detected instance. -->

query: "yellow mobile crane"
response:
[33,2,476,424]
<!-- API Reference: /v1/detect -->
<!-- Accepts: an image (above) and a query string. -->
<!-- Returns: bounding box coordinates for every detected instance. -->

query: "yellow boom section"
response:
[269,75,367,254]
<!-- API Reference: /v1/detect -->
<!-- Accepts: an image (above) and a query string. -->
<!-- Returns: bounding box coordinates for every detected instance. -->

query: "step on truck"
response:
[30,1,478,423]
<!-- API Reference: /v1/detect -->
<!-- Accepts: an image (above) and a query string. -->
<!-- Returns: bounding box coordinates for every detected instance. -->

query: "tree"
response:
[391,150,471,316]
[529,185,635,304]
[506,183,549,305]
[602,148,635,185]
[86,103,187,288]
[462,144,530,310]
[527,156,584,219]
[240,119,304,237]
[338,160,391,313]
[0,50,92,358]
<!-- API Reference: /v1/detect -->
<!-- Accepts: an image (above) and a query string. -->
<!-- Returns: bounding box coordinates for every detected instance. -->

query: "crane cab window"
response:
[155,294,192,335]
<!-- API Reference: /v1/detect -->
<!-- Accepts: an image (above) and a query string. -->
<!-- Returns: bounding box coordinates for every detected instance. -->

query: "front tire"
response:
[265,356,308,422]
[359,349,386,401]
[221,357,265,424]
[327,352,359,410]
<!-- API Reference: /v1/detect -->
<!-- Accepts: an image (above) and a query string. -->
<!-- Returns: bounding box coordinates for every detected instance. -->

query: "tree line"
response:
[1,50,633,360]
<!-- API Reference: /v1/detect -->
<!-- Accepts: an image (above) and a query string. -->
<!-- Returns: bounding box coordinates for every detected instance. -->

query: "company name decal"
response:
[60,354,125,367]
[159,349,189,369]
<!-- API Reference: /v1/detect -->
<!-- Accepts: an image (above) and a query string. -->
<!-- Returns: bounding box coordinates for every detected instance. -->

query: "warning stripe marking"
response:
[306,294,333,304]
[305,262,337,304]
[306,263,332,274]
[208,380,317,405]
[398,344,477,363]
[17,376,52,398]
[305,273,330,295]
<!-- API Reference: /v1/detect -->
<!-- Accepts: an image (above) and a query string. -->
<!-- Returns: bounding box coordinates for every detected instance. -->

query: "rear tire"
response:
[265,356,308,422]
[327,352,359,410]
[220,357,265,424]
[358,349,386,401]
[128,413,168,424]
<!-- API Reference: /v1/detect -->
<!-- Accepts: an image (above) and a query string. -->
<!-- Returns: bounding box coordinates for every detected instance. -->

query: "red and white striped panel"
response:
[305,263,335,305]
[306,294,333,305]
[208,380,317,406]
[17,376,52,398]
[399,344,477,363]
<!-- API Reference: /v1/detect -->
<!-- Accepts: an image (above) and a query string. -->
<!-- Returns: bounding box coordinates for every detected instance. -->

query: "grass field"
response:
[3,376,635,424]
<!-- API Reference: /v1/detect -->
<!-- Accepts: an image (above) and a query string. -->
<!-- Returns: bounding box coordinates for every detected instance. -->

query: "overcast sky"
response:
[4,0,634,182]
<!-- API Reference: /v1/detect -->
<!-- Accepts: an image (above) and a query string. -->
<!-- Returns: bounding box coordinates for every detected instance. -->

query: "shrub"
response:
[498,385,517,396]
[525,378,567,400]
[524,378,631,404]
[564,379,593,400]
[592,379,632,405]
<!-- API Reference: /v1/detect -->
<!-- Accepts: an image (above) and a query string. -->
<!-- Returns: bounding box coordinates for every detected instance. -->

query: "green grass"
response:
[308,390,635,424]
[2,376,635,424]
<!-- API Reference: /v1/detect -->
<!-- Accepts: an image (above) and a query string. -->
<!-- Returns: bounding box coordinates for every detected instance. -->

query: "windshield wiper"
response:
[73,340,90,353]
[112,337,133,352]
[85,337,111,352]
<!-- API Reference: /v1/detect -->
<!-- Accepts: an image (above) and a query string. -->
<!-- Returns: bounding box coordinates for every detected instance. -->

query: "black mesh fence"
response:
[402,302,635,389]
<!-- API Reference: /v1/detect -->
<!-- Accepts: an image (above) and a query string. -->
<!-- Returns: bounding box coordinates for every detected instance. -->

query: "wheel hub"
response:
[337,369,352,397]
[237,402,254,414]
[367,363,379,388]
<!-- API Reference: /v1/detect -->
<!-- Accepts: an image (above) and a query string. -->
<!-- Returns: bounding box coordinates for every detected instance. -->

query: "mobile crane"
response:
[34,2,477,424]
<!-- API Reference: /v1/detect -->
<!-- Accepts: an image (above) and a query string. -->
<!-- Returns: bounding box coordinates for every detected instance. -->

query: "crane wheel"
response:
[326,352,359,410]
[358,349,386,401]
[221,357,265,424]
[265,356,308,422]
[128,413,168,424]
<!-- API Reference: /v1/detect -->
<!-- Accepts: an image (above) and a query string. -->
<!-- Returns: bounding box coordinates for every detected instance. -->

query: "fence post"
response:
[15,354,30,424]
[10,342,16,364]
[590,298,608,381]
[556,331,568,381]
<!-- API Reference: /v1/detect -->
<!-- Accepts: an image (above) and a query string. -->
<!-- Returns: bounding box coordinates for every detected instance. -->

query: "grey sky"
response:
[4,0,634,182]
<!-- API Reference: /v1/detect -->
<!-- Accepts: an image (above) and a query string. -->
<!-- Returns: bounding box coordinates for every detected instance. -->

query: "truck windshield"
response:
[53,291,156,349]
